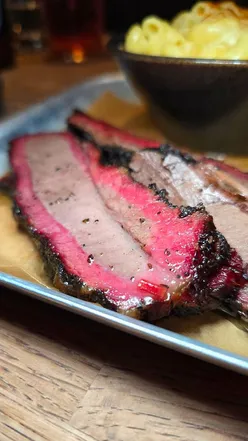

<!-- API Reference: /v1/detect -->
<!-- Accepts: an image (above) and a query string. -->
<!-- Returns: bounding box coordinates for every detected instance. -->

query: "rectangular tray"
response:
[0,72,248,375]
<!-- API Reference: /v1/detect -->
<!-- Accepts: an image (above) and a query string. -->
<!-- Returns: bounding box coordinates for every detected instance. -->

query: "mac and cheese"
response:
[124,1,248,60]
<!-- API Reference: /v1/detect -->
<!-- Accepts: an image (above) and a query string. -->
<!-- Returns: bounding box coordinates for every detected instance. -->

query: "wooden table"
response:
[0,56,248,441]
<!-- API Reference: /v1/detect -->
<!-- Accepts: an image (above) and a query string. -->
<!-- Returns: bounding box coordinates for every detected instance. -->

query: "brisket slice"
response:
[129,147,248,212]
[86,143,228,277]
[67,112,248,321]
[5,132,229,321]
[122,148,248,321]
[68,109,160,151]
[85,144,245,305]
[200,157,248,199]
[67,110,248,201]
[130,150,248,322]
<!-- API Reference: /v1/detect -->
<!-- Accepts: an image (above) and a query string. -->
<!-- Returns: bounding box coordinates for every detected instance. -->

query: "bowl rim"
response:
[108,35,248,68]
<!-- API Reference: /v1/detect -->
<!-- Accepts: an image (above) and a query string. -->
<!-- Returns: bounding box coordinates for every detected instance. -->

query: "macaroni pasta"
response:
[124,1,248,60]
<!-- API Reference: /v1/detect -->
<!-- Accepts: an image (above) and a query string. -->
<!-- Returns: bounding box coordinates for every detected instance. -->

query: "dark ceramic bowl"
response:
[109,36,248,155]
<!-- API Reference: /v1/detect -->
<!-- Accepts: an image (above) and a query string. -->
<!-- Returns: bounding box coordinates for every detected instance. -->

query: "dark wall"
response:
[106,0,248,32]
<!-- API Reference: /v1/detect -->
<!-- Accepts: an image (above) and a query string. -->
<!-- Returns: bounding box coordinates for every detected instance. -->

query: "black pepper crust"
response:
[0,172,174,321]
[158,144,197,165]
[13,201,114,305]
[68,123,245,224]
[192,229,231,306]
[68,118,95,145]
[18,133,233,314]
[190,230,230,298]
[178,204,205,218]
[10,200,177,322]
[148,182,208,219]
[142,143,197,166]
[66,119,248,319]
[99,145,134,169]
[5,196,228,322]
[69,119,135,169]
[68,113,197,167]
[71,139,207,219]
[0,181,234,324]
[0,157,237,322]
[148,183,171,205]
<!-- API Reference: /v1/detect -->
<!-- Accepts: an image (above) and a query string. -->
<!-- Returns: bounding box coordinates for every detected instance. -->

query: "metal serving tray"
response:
[0,72,248,375]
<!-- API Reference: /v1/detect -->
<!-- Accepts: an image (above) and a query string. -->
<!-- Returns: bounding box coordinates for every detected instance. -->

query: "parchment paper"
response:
[0,92,247,357]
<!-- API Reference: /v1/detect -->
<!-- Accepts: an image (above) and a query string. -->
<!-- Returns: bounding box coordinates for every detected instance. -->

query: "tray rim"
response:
[0,72,247,376]
[1,271,248,375]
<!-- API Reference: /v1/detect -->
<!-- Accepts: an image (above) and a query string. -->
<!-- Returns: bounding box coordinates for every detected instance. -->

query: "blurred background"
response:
[0,2,247,134]
[107,0,248,31]
[1,0,248,67]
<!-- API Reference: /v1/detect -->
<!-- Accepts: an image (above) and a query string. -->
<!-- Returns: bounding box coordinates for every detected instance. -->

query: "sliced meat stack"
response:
[69,111,248,322]
[68,109,160,151]
[2,131,244,321]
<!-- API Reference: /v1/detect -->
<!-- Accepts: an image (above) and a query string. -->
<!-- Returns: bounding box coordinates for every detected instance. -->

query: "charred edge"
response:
[12,201,117,309]
[147,183,207,218]
[148,183,206,216]
[68,122,96,144]
[214,231,231,263]
[178,203,206,218]
[197,230,230,277]
[0,173,15,196]
[89,144,208,219]
[69,120,135,169]
[190,229,231,305]
[11,200,217,321]
[12,200,160,321]
[69,110,161,150]
[157,143,197,165]
[74,137,208,218]
[148,182,175,207]
[99,145,134,168]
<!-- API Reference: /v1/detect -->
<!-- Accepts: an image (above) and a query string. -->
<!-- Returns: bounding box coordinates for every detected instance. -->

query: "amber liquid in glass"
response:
[42,0,104,62]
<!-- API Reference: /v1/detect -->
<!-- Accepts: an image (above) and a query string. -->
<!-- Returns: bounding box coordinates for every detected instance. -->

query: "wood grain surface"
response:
[0,55,248,441]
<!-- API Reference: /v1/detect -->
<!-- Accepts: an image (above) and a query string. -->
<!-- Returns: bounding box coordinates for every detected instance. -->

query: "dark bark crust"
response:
[9,189,230,322]
[0,134,240,322]
[12,201,154,320]
[67,116,248,321]
[0,177,229,321]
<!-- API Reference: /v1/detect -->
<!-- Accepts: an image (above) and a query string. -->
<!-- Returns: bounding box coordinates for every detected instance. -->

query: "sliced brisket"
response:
[6,132,231,321]
[68,109,160,151]
[68,112,248,321]
[142,151,248,322]
[200,157,248,199]
[86,143,227,279]
[85,144,245,306]
[9,133,169,319]
[130,149,248,321]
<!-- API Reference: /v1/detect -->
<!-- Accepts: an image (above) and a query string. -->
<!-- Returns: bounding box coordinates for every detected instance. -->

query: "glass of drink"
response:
[41,0,104,63]
[7,0,44,52]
